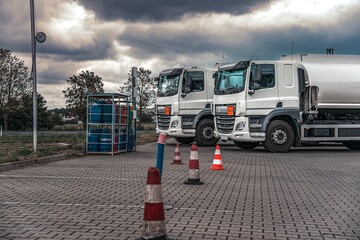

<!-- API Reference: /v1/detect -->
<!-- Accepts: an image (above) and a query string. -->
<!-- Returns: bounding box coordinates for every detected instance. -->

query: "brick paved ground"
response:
[0,139,359,239]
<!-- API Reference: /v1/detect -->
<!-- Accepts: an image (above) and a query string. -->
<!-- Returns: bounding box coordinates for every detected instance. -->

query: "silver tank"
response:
[282,54,360,110]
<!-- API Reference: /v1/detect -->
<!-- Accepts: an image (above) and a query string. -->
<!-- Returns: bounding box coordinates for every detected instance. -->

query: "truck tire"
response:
[263,120,294,153]
[343,141,360,150]
[195,118,219,146]
[174,137,194,144]
[234,141,259,149]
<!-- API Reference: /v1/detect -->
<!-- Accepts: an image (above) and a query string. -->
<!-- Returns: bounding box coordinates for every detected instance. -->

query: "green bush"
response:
[18,148,32,156]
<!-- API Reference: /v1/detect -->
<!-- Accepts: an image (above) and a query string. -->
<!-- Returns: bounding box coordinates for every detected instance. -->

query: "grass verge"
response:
[0,130,158,164]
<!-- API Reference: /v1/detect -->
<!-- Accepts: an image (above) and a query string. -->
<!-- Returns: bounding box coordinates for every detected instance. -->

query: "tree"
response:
[48,108,68,125]
[8,93,52,130]
[0,48,31,131]
[34,93,54,130]
[63,71,104,128]
[119,67,156,127]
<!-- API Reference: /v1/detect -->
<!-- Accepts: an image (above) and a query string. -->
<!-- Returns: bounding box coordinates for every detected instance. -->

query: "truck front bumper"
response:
[156,116,195,137]
[214,116,265,142]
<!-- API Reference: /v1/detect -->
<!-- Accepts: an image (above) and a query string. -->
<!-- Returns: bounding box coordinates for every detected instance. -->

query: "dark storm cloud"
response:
[1,28,112,63]
[1,31,112,68]
[118,23,360,66]
[248,32,360,60]
[79,0,274,22]
[0,0,115,62]
[35,41,113,86]
[40,42,112,62]
[37,68,70,85]
[0,2,30,53]
[119,28,219,59]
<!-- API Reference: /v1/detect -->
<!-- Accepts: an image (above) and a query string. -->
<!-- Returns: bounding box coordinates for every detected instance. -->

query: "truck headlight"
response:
[171,120,179,128]
[157,105,171,115]
[215,105,235,116]
[235,121,246,131]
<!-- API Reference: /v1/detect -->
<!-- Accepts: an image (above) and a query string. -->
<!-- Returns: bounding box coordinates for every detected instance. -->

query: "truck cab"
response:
[213,60,304,151]
[155,67,218,146]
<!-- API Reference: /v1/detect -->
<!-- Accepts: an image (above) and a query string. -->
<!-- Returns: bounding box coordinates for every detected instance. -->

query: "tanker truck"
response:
[212,53,360,152]
[155,67,219,146]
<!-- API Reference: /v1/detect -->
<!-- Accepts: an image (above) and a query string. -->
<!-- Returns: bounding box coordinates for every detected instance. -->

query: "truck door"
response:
[179,70,208,115]
[246,63,279,115]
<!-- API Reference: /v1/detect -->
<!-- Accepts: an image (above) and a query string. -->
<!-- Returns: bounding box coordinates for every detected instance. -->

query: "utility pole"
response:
[30,0,37,152]
[131,67,137,150]
[30,0,46,152]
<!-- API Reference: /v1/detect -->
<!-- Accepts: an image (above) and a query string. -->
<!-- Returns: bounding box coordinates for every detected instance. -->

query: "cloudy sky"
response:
[1,0,360,109]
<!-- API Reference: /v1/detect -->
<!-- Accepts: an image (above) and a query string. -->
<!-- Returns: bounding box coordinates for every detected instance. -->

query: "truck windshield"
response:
[157,74,180,97]
[214,68,247,95]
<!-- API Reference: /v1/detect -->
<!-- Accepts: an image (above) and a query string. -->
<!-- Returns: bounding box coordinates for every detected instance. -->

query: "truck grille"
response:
[157,115,170,130]
[216,116,235,134]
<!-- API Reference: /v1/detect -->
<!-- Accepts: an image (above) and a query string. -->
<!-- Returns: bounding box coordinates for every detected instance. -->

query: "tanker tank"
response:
[281,54,360,115]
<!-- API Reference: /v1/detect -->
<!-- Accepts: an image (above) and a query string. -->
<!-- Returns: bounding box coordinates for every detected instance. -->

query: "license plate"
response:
[221,136,228,141]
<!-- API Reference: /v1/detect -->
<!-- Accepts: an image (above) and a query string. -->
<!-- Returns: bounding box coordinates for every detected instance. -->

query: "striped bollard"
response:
[184,144,203,185]
[156,133,167,178]
[142,167,166,240]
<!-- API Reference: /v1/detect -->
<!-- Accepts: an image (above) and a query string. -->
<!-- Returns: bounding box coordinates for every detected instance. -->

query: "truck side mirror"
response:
[252,83,260,90]
[154,77,159,82]
[248,83,260,95]
[185,76,192,87]
[181,86,191,98]
[182,75,192,97]
[253,67,262,83]
[213,72,220,89]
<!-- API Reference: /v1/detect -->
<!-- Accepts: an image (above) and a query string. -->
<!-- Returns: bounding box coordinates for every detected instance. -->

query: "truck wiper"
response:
[215,89,226,95]
[225,87,239,93]
[165,90,177,96]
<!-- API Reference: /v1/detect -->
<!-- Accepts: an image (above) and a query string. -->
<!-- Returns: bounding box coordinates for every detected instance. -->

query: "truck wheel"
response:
[195,118,219,146]
[263,120,294,153]
[234,141,259,149]
[343,141,360,150]
[174,137,194,144]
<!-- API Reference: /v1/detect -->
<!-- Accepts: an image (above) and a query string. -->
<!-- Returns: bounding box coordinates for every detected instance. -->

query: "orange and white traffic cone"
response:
[210,145,224,170]
[171,144,183,165]
[184,144,203,185]
[142,167,166,240]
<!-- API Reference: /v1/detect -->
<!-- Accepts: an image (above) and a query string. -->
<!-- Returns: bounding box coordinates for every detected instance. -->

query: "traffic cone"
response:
[171,144,183,165]
[210,145,224,170]
[184,144,203,185]
[142,167,166,240]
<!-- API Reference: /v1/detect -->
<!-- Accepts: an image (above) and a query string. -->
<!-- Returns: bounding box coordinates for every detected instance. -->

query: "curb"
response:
[0,153,83,172]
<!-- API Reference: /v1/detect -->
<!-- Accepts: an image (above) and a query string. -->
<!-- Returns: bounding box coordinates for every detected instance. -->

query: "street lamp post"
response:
[30,0,37,152]
[131,67,137,150]
[30,0,46,152]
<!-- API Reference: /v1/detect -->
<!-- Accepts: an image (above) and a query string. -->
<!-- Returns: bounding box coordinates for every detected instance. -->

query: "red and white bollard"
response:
[184,144,203,185]
[142,167,166,239]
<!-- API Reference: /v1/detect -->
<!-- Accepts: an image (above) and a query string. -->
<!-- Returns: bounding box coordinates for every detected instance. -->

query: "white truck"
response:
[212,54,360,152]
[155,67,219,146]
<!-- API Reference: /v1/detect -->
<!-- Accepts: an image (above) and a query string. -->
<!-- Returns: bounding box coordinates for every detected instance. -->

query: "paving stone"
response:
[0,140,359,239]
